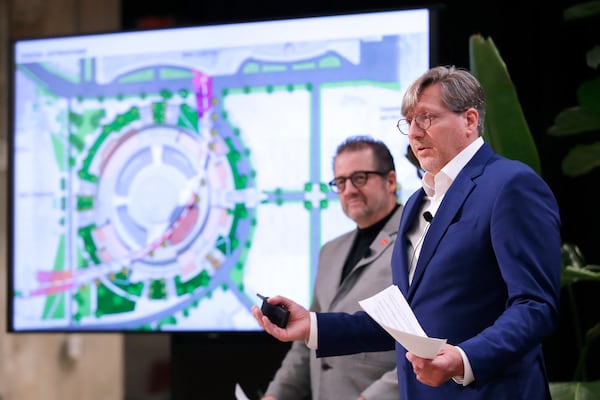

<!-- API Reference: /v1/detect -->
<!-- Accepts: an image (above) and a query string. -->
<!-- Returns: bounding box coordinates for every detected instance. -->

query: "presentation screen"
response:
[8,8,431,332]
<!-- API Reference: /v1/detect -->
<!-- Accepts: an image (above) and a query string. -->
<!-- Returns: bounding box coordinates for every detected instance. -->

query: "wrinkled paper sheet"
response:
[359,284,447,359]
[235,383,250,400]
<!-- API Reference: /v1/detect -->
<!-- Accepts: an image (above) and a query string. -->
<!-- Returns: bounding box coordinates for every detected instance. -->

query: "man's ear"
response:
[465,108,479,133]
[387,170,398,190]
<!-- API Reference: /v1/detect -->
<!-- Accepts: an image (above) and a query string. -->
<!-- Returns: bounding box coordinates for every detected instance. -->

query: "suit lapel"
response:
[407,179,475,294]
[354,229,394,269]
[394,190,425,295]
[407,144,491,298]
[321,232,356,309]
[345,207,401,274]
[337,207,402,302]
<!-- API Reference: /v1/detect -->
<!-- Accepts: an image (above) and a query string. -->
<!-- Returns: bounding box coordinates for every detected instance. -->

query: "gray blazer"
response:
[264,206,402,400]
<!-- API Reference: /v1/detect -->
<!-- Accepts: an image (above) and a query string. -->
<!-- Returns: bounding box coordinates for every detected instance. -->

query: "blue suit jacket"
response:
[316,143,561,400]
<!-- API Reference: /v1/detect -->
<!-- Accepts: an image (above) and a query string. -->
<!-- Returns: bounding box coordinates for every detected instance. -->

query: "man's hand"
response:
[252,295,311,342]
[405,343,464,386]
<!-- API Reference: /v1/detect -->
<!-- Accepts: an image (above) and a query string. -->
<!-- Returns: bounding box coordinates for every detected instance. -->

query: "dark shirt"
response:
[340,203,400,283]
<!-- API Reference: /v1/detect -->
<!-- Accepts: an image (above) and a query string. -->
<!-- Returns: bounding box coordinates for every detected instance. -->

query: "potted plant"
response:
[468,2,600,398]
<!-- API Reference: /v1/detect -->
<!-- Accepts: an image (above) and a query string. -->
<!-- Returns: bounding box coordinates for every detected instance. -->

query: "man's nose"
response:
[408,122,425,137]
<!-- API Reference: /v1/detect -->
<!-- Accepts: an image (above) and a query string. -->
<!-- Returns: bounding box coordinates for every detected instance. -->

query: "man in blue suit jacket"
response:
[253,66,562,400]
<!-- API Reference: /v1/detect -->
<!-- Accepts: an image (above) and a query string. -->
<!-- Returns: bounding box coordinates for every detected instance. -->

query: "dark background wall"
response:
[120,1,600,398]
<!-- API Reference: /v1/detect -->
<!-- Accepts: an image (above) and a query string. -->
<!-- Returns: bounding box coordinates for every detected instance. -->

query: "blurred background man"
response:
[262,136,402,400]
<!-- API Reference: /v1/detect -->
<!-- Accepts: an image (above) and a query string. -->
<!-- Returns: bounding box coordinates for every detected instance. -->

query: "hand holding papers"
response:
[358,284,447,359]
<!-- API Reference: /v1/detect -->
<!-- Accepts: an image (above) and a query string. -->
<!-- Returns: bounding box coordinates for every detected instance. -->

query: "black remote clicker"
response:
[256,293,290,328]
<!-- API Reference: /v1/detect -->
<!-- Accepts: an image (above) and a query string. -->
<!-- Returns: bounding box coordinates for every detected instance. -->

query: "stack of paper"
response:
[359,284,446,359]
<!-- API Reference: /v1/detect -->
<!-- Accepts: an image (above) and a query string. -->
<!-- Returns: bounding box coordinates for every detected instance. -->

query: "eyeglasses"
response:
[328,170,388,193]
[396,112,450,135]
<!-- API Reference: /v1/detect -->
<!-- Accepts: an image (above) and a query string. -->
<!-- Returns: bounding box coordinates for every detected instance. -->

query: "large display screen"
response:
[8,8,431,332]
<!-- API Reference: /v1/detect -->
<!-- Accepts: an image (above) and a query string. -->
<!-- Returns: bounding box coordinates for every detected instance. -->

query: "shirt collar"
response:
[422,137,484,198]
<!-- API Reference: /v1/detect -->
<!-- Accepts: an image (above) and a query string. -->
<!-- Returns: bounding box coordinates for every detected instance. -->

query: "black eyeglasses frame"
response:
[328,170,389,192]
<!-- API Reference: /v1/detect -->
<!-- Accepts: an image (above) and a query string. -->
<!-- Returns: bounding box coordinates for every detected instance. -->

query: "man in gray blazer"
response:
[262,136,402,400]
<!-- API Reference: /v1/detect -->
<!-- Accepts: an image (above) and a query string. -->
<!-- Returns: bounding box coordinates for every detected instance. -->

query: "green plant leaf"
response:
[562,142,600,176]
[564,1,600,20]
[550,380,600,400]
[469,34,541,174]
[577,77,600,110]
[548,106,600,136]
[586,323,600,342]
[561,264,600,287]
[587,45,600,69]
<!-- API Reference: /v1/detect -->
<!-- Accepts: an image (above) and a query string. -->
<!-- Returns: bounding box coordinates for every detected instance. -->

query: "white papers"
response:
[235,383,250,400]
[358,284,447,359]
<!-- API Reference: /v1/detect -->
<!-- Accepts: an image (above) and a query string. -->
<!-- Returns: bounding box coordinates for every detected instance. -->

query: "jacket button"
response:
[322,362,332,371]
